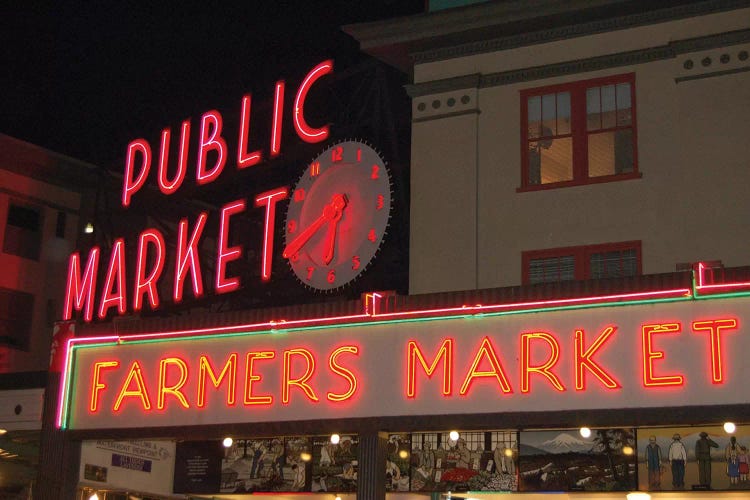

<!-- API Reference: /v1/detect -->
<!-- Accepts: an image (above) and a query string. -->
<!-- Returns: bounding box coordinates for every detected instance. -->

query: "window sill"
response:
[516,171,642,193]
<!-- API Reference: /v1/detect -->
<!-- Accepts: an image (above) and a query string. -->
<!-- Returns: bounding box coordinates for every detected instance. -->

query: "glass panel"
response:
[556,91,571,135]
[587,130,633,177]
[586,87,601,131]
[541,93,556,136]
[589,248,637,279]
[600,85,617,129]
[616,82,632,126]
[528,137,573,185]
[527,96,542,139]
[529,255,576,284]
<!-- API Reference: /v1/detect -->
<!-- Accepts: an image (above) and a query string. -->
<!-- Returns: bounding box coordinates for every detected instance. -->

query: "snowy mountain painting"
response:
[519,428,637,492]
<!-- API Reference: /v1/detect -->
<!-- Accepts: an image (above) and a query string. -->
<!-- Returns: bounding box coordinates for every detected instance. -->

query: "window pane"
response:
[3,204,42,260]
[528,137,573,184]
[0,288,34,350]
[586,88,600,132]
[587,129,633,177]
[527,96,542,139]
[600,85,617,129]
[556,92,571,135]
[529,255,575,284]
[616,82,632,126]
[541,93,556,136]
[589,248,637,279]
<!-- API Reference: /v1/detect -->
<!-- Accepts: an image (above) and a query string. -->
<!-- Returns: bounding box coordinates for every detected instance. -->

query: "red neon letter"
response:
[133,228,166,312]
[270,81,285,156]
[327,345,359,402]
[63,247,100,322]
[293,60,333,143]
[520,332,566,393]
[406,339,453,398]
[254,188,289,280]
[90,360,119,413]
[173,212,208,303]
[197,354,238,408]
[459,337,513,395]
[237,95,262,168]
[122,139,151,207]
[196,110,227,185]
[574,326,621,391]
[98,239,127,319]
[282,348,319,403]
[157,357,190,409]
[216,199,247,293]
[244,351,275,405]
[114,361,152,411]
[692,318,738,384]
[642,323,684,387]
[157,121,190,194]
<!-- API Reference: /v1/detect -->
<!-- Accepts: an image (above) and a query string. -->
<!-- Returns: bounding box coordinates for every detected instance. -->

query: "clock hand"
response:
[323,209,344,265]
[282,194,347,259]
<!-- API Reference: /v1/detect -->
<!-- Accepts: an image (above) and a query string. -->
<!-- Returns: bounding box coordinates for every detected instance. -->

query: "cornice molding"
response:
[405,28,750,95]
[411,0,750,64]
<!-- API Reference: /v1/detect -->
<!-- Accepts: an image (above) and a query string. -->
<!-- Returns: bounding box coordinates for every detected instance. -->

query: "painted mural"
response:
[409,431,518,492]
[637,425,750,491]
[386,433,412,491]
[519,428,637,492]
[311,435,359,492]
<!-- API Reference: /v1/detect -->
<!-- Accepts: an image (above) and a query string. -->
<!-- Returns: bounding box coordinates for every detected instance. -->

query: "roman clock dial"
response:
[283,140,392,291]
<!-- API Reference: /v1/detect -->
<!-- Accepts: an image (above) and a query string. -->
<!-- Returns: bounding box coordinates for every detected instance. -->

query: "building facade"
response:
[42,1,750,499]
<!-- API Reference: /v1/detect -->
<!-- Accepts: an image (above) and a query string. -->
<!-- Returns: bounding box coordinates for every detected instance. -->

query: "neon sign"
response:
[64,61,334,322]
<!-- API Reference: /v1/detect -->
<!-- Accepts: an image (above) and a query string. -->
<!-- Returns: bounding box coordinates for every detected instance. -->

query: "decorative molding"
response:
[412,0,750,64]
[405,29,750,94]
[675,65,750,82]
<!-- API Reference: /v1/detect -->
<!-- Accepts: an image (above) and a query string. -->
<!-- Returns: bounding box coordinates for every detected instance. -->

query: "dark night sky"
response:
[1,2,423,167]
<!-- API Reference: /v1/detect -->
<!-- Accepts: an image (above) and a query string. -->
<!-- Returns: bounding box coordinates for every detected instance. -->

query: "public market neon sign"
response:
[63,60,333,322]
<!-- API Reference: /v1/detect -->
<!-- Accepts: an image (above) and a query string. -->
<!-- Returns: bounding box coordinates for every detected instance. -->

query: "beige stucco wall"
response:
[0,168,81,372]
[409,8,750,294]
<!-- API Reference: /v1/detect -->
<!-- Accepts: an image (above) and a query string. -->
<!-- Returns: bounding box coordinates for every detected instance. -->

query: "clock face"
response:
[283,140,392,291]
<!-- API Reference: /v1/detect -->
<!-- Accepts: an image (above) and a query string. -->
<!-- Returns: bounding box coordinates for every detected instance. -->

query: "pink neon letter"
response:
[216,199,247,293]
[271,81,285,156]
[293,60,333,143]
[134,228,166,312]
[692,318,738,384]
[98,239,127,319]
[157,121,190,194]
[196,110,227,185]
[174,212,208,303]
[254,188,288,280]
[63,247,101,322]
[237,95,262,168]
[122,139,151,207]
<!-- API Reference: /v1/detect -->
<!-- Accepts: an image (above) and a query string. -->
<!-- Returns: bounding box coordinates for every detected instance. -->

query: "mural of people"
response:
[738,446,749,483]
[696,431,719,487]
[645,435,664,489]
[668,433,687,489]
[725,436,741,486]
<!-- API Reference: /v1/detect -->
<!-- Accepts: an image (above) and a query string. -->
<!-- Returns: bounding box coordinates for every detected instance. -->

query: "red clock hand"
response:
[323,208,344,265]
[283,194,347,259]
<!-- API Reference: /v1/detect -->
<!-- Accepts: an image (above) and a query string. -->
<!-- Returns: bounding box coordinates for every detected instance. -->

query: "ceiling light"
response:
[449,430,460,441]
[724,422,736,434]
[222,437,233,448]
[330,433,340,444]
[300,451,312,462]
[84,223,94,234]
[580,427,592,438]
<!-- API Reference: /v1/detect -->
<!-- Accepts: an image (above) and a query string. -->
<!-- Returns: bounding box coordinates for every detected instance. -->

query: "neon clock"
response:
[283,140,392,291]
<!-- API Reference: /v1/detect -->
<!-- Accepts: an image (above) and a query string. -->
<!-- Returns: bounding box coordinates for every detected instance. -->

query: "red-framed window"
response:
[520,73,638,190]
[522,241,642,285]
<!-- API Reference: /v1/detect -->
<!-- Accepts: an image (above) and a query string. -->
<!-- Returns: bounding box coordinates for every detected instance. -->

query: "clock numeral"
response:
[287,220,297,234]
[306,266,315,280]
[356,148,362,162]
[331,146,344,163]
[290,252,300,263]
[327,269,336,284]
[371,164,379,179]
[293,188,305,202]
[376,195,384,210]
[368,229,377,242]
[310,161,320,177]
[352,255,360,270]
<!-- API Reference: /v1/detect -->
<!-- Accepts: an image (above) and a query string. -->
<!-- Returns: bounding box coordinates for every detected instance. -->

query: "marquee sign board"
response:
[60,294,750,430]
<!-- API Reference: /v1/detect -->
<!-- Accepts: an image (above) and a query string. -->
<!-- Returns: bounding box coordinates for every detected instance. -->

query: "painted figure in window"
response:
[738,446,749,483]
[725,436,741,485]
[645,435,663,489]
[668,433,687,489]
[493,443,515,475]
[695,431,719,487]
[420,442,436,471]
[456,438,471,469]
